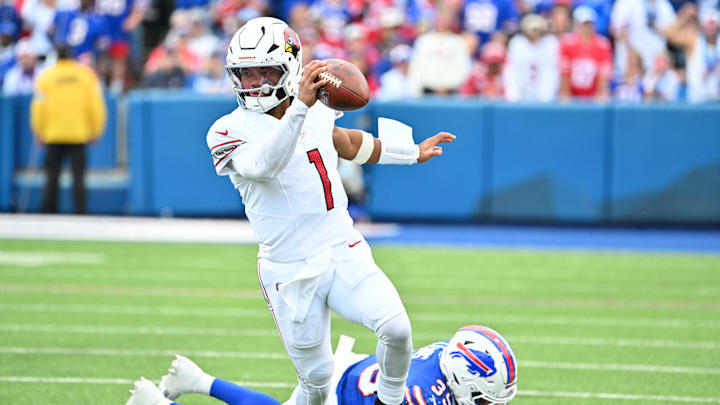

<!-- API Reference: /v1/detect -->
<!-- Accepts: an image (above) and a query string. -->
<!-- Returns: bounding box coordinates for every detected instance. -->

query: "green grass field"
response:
[0,239,719,404]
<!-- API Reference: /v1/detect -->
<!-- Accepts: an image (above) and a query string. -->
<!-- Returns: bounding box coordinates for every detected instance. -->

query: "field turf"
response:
[0,239,719,404]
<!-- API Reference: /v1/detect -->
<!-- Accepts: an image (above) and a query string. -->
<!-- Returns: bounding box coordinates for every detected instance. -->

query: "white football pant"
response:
[258,236,412,405]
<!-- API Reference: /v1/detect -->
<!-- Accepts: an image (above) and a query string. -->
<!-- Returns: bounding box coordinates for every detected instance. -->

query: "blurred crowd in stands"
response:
[1,0,720,103]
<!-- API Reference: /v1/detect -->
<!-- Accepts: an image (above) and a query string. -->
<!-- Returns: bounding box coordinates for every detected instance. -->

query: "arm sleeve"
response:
[207,99,309,180]
[210,378,281,405]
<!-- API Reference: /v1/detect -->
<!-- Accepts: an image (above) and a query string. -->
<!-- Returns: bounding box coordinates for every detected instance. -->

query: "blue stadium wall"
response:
[1,92,719,225]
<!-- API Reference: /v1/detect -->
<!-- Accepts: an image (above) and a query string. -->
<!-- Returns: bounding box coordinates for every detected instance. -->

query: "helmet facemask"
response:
[226,63,290,113]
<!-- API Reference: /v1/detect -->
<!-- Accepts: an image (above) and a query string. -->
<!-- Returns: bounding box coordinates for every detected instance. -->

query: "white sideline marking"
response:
[0,376,296,389]
[520,390,720,403]
[1,324,718,350]
[0,251,105,267]
[2,302,719,330]
[0,214,398,243]
[0,215,258,244]
[0,377,716,403]
[2,346,719,375]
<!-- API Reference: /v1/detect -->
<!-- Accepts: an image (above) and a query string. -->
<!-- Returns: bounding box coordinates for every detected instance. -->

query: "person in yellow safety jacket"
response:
[30,45,106,214]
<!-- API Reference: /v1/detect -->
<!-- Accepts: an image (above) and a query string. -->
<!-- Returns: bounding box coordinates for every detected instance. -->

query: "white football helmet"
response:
[226,17,303,112]
[440,325,518,405]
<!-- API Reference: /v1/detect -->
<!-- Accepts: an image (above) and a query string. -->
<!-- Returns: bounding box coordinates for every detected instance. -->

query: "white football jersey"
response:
[504,34,559,102]
[207,103,353,262]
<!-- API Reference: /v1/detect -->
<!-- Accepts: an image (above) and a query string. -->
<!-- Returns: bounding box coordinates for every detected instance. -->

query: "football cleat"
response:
[125,377,172,405]
[158,355,213,400]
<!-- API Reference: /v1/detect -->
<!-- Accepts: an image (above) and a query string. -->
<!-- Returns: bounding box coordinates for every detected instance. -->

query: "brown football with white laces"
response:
[315,59,370,111]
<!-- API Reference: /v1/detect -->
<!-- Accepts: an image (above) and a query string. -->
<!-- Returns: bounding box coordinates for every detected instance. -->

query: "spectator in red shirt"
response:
[144,28,200,76]
[460,41,506,98]
[559,6,612,102]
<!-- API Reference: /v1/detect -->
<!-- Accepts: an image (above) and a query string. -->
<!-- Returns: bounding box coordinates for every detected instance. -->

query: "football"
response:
[315,59,370,111]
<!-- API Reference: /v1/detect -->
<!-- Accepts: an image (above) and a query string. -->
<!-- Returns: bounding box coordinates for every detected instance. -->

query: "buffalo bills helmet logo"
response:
[449,342,497,378]
[284,28,300,58]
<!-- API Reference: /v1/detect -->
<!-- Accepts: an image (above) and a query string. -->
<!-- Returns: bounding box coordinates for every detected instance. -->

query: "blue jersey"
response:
[0,5,21,40]
[95,0,137,41]
[462,0,518,44]
[174,0,210,9]
[337,342,454,405]
[53,9,108,57]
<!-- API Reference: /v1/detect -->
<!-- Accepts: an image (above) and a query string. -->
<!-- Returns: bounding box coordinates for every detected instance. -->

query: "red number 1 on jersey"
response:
[307,149,334,211]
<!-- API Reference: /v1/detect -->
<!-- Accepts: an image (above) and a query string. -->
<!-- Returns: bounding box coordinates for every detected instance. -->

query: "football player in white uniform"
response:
[203,16,455,405]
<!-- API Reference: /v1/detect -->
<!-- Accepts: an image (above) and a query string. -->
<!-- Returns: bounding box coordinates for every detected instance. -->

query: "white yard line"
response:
[520,360,720,375]
[0,376,716,402]
[519,390,720,403]
[2,302,719,330]
[0,376,295,389]
[2,283,718,311]
[0,251,105,267]
[1,346,718,375]
[1,323,718,350]
[0,347,287,359]
[2,268,717,297]
[505,335,720,350]
[412,312,720,329]
[0,283,260,299]
[0,268,227,282]
[0,323,278,337]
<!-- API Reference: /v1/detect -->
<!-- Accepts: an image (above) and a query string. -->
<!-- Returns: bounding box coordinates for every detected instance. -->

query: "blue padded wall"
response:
[610,104,720,223]
[0,97,13,210]
[367,99,489,221]
[128,92,243,216]
[6,91,719,224]
[489,103,608,221]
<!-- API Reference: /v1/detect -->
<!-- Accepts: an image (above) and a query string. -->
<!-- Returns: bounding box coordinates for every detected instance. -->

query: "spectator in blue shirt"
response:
[462,0,519,45]
[0,0,20,41]
[669,0,697,11]
[52,0,110,64]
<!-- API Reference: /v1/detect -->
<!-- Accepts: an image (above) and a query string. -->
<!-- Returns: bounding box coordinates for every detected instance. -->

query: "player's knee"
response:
[377,312,412,348]
[301,358,334,387]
